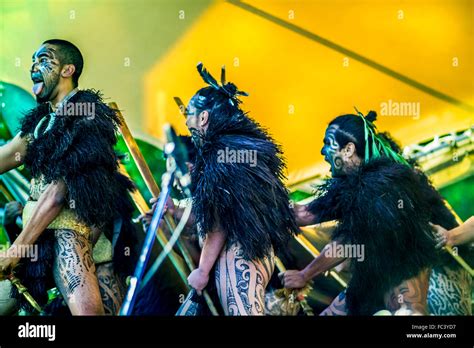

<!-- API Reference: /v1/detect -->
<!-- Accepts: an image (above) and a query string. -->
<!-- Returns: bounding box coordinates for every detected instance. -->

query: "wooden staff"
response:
[110,103,219,315]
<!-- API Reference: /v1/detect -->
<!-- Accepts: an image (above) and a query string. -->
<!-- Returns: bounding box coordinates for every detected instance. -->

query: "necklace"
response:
[33,88,79,139]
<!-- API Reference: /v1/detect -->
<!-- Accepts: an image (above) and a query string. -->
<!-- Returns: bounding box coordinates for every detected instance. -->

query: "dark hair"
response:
[190,83,245,132]
[43,39,83,87]
[328,110,378,159]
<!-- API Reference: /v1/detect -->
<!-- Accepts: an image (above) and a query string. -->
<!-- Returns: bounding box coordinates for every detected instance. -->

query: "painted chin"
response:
[326,157,343,176]
[36,71,60,102]
[189,129,202,146]
[35,84,53,103]
[332,163,345,177]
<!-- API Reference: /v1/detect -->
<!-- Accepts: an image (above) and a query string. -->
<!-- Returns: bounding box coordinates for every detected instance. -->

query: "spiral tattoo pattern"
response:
[215,243,274,315]
[176,243,274,316]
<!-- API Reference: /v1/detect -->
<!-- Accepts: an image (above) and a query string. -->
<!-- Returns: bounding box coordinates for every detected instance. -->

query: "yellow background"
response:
[1,0,472,182]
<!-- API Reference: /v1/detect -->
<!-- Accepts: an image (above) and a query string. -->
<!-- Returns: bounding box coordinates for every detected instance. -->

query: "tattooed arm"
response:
[0,133,27,174]
[0,181,66,276]
[187,227,226,295]
[281,241,346,289]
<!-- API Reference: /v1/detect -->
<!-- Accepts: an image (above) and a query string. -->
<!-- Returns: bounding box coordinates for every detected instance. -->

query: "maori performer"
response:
[0,39,137,315]
[170,63,300,315]
[281,110,443,315]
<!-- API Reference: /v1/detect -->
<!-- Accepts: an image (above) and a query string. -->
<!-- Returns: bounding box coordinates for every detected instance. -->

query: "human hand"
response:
[430,222,450,248]
[187,268,209,295]
[279,270,308,289]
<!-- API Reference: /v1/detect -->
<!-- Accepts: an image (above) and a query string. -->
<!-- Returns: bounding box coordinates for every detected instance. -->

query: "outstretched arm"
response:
[0,181,67,277]
[14,180,67,246]
[281,240,346,289]
[432,216,474,248]
[0,133,27,174]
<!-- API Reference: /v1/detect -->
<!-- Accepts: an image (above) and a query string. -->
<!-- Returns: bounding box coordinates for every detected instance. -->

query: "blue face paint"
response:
[322,126,344,176]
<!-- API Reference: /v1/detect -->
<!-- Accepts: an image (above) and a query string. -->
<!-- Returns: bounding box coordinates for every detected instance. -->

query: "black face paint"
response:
[189,127,203,147]
[322,126,344,176]
[30,44,61,103]
[185,101,204,147]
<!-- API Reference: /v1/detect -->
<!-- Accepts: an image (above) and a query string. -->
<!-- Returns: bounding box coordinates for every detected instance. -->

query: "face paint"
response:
[187,123,201,145]
[185,101,204,147]
[322,126,344,176]
[30,44,61,103]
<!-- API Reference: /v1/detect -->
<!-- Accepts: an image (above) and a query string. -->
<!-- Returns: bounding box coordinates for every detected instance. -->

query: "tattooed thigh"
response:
[320,290,348,316]
[53,229,104,315]
[215,244,274,316]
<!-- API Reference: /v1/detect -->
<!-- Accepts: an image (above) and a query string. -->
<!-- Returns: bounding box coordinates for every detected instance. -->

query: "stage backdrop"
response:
[1,0,472,182]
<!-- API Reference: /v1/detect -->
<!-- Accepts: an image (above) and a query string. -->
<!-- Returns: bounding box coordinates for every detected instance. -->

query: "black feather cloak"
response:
[19,89,135,234]
[190,112,299,261]
[308,158,440,315]
[13,89,137,312]
[414,170,473,268]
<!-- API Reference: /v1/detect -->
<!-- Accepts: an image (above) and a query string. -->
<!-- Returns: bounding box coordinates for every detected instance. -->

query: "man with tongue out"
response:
[0,39,137,315]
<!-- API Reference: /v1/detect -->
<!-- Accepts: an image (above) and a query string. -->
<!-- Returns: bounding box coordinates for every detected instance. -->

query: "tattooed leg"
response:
[53,229,105,315]
[176,290,203,316]
[385,269,431,315]
[428,266,472,315]
[320,290,348,316]
[215,243,274,316]
[96,262,124,315]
